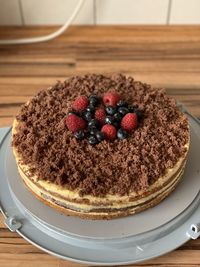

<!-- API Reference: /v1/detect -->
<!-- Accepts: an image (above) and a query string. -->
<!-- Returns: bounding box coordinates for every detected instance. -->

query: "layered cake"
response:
[12,74,190,219]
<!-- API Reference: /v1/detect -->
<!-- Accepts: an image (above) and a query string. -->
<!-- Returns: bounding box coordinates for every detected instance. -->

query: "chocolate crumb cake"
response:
[12,74,190,220]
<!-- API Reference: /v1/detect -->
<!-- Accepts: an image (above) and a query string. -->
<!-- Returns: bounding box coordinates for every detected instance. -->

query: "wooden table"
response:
[0,26,200,267]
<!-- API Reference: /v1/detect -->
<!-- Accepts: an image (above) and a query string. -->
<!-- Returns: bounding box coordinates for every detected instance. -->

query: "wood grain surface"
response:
[0,26,200,267]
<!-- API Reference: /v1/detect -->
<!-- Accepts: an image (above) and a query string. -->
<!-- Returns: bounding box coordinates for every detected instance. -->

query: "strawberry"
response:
[101,124,117,141]
[121,113,138,132]
[72,96,89,112]
[66,114,86,132]
[103,91,121,107]
[95,108,106,125]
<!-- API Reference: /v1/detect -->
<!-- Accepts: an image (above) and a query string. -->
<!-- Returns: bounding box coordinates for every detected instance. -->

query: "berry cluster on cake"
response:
[65,91,142,145]
[12,74,190,219]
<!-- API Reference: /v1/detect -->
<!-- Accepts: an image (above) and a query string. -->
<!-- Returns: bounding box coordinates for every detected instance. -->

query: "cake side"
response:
[12,121,189,219]
[12,119,189,205]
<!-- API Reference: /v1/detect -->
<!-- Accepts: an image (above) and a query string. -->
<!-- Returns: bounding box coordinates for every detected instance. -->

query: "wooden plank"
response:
[142,250,200,265]
[0,215,6,228]
[0,106,21,116]
[0,96,29,104]
[1,26,200,44]
[0,117,15,127]
[0,255,59,267]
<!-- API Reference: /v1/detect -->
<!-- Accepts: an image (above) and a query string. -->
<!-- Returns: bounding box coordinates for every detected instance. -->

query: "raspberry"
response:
[72,96,89,112]
[101,124,117,141]
[95,108,106,125]
[103,92,121,107]
[121,113,138,132]
[66,114,87,132]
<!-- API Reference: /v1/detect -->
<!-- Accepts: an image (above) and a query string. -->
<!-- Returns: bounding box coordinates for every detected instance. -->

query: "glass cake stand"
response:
[0,105,200,265]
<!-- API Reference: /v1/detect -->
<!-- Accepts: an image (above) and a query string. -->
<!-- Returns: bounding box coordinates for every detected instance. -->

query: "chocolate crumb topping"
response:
[12,74,189,197]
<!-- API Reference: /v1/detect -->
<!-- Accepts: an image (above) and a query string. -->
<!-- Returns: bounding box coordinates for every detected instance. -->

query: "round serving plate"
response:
[0,107,200,265]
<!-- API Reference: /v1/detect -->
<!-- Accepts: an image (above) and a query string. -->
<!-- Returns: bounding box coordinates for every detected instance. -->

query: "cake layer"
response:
[19,164,185,219]
[19,162,184,212]
[13,138,188,219]
[13,130,188,206]
[11,74,190,219]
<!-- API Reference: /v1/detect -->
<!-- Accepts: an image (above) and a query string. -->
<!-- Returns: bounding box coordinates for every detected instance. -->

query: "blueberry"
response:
[113,112,123,122]
[113,121,120,129]
[105,116,115,125]
[74,130,85,140]
[117,128,128,140]
[88,135,98,145]
[88,119,99,128]
[128,105,136,113]
[118,107,129,116]
[83,111,93,121]
[89,95,100,107]
[86,105,95,113]
[117,100,128,107]
[105,106,117,115]
[96,131,105,142]
[90,127,98,135]
[135,109,143,121]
